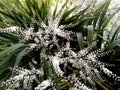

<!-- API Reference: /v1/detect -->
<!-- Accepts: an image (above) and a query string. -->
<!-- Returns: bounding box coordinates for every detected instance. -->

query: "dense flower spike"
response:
[67,74,92,90]
[1,66,44,90]
[0,26,22,33]
[0,26,24,38]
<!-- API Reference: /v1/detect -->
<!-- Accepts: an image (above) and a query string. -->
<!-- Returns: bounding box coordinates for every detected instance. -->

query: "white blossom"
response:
[1,67,44,89]
[51,56,64,76]
[102,66,112,75]
[35,79,51,90]
[0,26,21,33]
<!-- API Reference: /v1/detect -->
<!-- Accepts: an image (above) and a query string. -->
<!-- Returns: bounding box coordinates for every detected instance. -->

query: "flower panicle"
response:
[0,26,22,33]
[1,66,44,90]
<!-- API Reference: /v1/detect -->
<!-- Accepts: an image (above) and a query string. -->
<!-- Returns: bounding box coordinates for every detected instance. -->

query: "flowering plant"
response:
[0,0,120,89]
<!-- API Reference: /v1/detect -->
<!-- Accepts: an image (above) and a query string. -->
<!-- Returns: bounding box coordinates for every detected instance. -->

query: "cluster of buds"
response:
[0,26,23,38]
[0,26,22,33]
[43,41,119,89]
[67,74,92,90]
[1,66,44,90]
[101,66,120,82]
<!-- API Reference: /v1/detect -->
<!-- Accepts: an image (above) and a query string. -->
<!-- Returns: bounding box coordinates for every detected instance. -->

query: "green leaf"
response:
[25,0,34,16]
[109,46,120,61]
[106,39,120,50]
[52,0,58,17]
[77,32,84,49]
[64,3,90,24]
[0,43,23,57]
[0,48,22,73]
[93,0,111,29]
[110,25,120,42]
[101,7,120,29]
[87,25,94,45]
[0,21,7,28]
[0,69,11,82]
[62,6,78,20]
[14,47,28,66]
[98,0,111,29]
[0,51,14,70]
[93,79,109,90]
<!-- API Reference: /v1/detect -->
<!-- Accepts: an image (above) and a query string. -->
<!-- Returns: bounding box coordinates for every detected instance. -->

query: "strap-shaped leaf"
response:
[101,8,120,29]
[0,48,22,73]
[77,32,84,49]
[98,0,111,29]
[0,43,23,57]
[106,39,120,50]
[14,47,28,66]
[110,25,120,42]
[0,51,14,70]
[93,0,111,29]
[87,25,94,45]
[93,79,109,90]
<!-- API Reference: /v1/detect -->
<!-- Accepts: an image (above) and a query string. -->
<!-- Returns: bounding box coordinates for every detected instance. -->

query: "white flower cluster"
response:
[1,66,44,90]
[0,26,23,38]
[0,2,120,89]
[67,74,92,90]
[35,79,52,90]
[101,66,120,82]
[51,56,64,76]
[44,41,119,89]
[0,26,21,33]
[1,43,120,89]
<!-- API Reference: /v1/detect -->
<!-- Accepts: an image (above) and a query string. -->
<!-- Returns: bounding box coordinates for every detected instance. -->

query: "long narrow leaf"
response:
[15,47,28,66]
[88,25,94,45]
[101,8,120,29]
[0,43,23,57]
[106,39,120,50]
[77,32,84,49]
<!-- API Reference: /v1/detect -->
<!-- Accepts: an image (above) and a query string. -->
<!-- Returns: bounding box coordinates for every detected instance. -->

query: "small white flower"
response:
[0,26,20,33]
[14,75,24,80]
[29,44,37,49]
[82,85,92,90]
[34,37,40,43]
[24,27,33,40]
[9,26,19,32]
[102,66,112,75]
[6,89,12,90]
[51,56,64,76]
[35,79,51,90]
[54,28,61,34]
